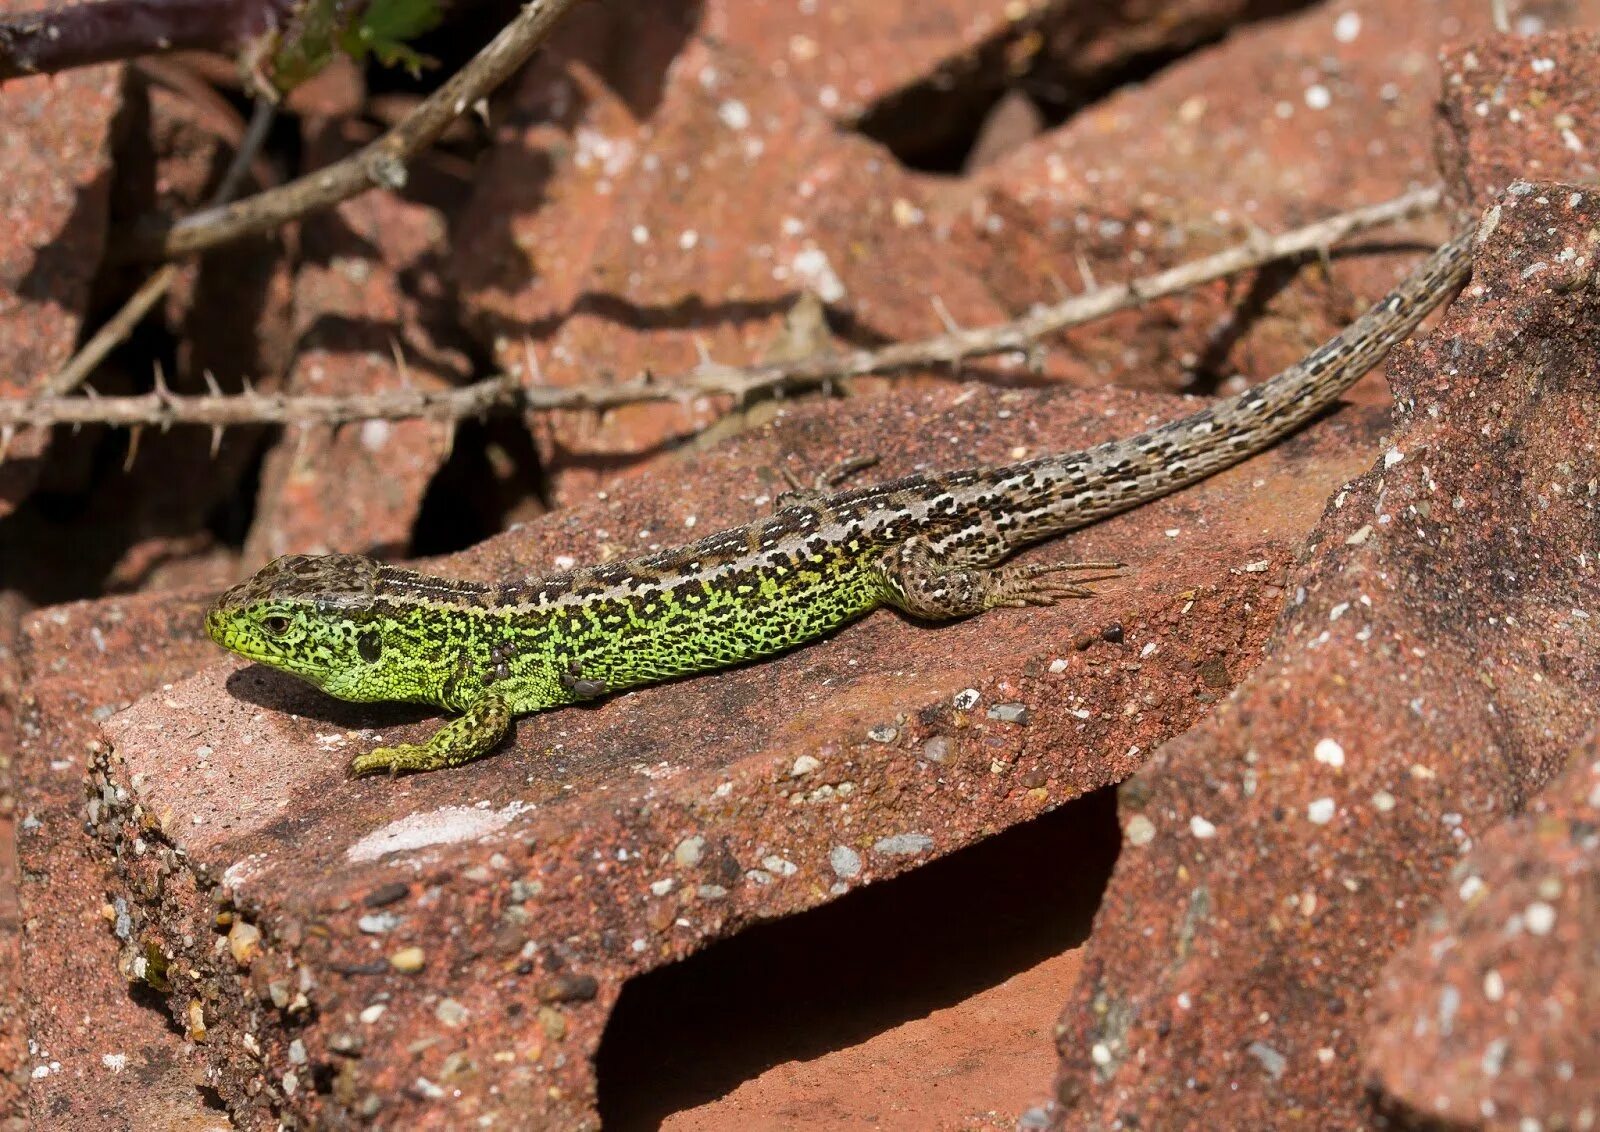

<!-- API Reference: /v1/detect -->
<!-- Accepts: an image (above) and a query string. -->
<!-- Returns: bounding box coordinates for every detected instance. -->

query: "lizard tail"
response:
[951,224,1475,550]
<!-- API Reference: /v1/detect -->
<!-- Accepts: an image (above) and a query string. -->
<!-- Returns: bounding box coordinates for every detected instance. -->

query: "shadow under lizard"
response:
[206,229,1474,775]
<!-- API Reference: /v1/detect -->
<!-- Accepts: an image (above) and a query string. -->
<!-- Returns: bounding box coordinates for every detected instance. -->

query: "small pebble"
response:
[358,912,400,935]
[873,832,933,856]
[227,920,262,966]
[1524,901,1557,935]
[829,845,862,878]
[674,836,705,868]
[1306,798,1336,824]
[1125,815,1157,847]
[987,702,1029,724]
[389,947,426,973]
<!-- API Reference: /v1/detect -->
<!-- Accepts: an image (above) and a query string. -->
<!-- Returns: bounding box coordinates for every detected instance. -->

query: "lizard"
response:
[206,226,1474,776]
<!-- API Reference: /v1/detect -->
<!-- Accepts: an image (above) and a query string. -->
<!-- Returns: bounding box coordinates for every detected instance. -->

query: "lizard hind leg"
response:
[349,690,513,776]
[874,536,1121,621]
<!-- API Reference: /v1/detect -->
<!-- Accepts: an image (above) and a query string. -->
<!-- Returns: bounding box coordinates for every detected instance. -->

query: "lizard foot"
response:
[985,560,1124,607]
[349,743,445,777]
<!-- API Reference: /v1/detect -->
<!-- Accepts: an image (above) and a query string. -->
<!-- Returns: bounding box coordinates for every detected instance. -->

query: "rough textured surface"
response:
[707,0,1320,163]
[1363,740,1599,1131]
[1439,29,1600,206]
[638,787,1115,1130]
[1049,182,1600,1127]
[666,949,1084,1131]
[0,593,26,1127]
[0,39,121,517]
[97,369,1386,1128]
[458,31,1021,504]
[13,594,228,1128]
[243,123,471,565]
[946,0,1600,401]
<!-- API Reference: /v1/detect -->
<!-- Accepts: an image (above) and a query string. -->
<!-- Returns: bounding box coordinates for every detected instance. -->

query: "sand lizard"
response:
[207,228,1472,775]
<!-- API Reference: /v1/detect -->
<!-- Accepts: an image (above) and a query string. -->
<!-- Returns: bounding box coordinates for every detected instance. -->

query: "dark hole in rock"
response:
[856,2,1318,174]
[409,416,546,558]
[596,784,1120,1127]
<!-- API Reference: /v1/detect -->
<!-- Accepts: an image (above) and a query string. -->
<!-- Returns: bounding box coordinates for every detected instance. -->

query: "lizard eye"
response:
[262,615,291,636]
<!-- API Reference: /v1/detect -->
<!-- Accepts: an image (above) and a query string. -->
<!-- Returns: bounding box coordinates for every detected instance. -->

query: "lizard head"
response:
[207,553,392,700]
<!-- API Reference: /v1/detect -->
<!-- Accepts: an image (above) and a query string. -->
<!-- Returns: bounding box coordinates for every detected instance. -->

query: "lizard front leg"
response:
[874,536,1120,620]
[349,690,513,776]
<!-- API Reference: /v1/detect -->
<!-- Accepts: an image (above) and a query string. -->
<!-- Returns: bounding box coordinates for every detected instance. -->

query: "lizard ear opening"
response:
[357,631,383,664]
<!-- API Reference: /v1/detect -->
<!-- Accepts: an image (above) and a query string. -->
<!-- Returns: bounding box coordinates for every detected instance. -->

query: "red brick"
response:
[0,39,121,516]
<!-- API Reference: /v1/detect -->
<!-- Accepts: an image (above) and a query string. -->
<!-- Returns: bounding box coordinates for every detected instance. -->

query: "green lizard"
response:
[207,229,1472,775]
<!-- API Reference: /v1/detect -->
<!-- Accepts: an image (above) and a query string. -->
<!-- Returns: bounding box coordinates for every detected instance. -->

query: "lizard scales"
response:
[208,228,1473,774]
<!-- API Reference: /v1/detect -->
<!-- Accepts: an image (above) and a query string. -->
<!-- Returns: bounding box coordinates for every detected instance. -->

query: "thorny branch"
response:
[0,186,1450,455]
[115,0,587,261]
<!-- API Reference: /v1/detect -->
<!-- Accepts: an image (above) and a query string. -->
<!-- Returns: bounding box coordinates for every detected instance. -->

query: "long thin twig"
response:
[0,186,1446,441]
[116,0,585,262]
[41,98,277,398]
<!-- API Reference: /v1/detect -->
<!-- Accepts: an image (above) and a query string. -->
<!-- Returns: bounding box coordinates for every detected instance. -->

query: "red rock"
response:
[1440,30,1600,204]
[458,35,1018,504]
[101,367,1389,1127]
[945,0,1600,400]
[706,1,1325,161]
[12,593,229,1127]
[704,0,1054,142]
[663,952,1082,1130]
[1049,183,1600,1126]
[451,1,694,354]
[242,123,471,564]
[0,592,27,1126]
[0,41,122,516]
[1363,740,1600,1131]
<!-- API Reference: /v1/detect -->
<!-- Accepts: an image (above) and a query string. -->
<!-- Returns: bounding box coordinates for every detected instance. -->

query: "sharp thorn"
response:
[521,336,544,384]
[929,294,962,335]
[210,425,224,459]
[1075,252,1098,294]
[202,368,223,396]
[124,426,142,471]
[390,336,412,388]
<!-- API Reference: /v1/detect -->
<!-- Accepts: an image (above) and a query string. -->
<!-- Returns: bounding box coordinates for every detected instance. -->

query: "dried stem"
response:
[0,0,281,81]
[116,0,586,262]
[0,186,1447,443]
[40,98,278,399]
